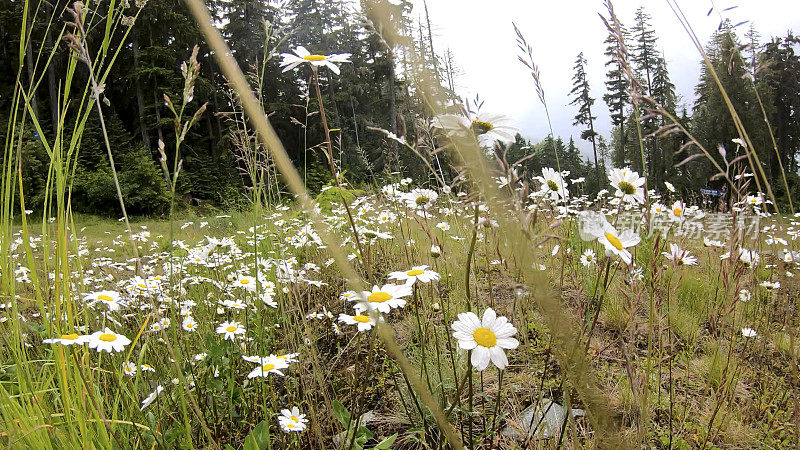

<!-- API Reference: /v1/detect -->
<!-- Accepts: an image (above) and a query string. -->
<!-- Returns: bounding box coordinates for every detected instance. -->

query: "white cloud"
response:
[411,0,800,158]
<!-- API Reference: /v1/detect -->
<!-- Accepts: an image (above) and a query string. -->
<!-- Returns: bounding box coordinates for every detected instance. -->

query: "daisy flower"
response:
[650,203,667,215]
[86,290,123,311]
[579,212,640,264]
[355,284,413,314]
[279,46,351,75]
[536,167,568,201]
[232,275,257,292]
[216,321,245,341]
[222,299,248,310]
[608,167,645,204]
[662,243,697,266]
[387,265,440,285]
[43,333,87,346]
[277,353,300,363]
[338,312,377,332]
[744,194,763,207]
[260,293,278,308]
[664,181,676,193]
[140,385,164,411]
[432,112,518,148]
[182,317,198,332]
[340,290,359,302]
[85,328,131,353]
[278,407,308,433]
[404,188,438,211]
[738,248,760,267]
[247,355,290,379]
[669,201,685,222]
[451,307,519,371]
[741,327,757,338]
[580,249,596,267]
[122,361,137,377]
[738,289,751,302]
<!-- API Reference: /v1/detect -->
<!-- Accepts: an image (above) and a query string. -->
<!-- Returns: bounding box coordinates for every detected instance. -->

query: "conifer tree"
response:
[603,25,629,168]
[569,53,599,170]
[631,6,662,181]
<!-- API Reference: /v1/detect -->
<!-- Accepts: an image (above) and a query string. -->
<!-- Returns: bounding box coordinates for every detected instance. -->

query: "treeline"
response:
[1,0,457,214]
[1,1,799,215]
[565,8,800,204]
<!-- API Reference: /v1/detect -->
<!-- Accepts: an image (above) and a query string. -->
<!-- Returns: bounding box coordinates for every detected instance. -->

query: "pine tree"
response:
[569,52,599,170]
[632,7,658,96]
[603,25,629,168]
[650,53,677,184]
[758,32,800,176]
[692,23,764,192]
[631,6,663,182]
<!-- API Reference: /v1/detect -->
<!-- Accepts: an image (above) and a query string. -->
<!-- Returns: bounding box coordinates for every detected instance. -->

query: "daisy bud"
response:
[431,245,441,258]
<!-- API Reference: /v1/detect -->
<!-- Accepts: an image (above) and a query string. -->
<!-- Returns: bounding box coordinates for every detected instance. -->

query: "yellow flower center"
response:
[472,327,497,347]
[471,120,494,134]
[407,269,424,276]
[605,233,624,251]
[547,180,559,192]
[291,416,299,422]
[618,181,635,195]
[415,196,430,206]
[225,326,237,332]
[99,333,117,342]
[98,294,113,302]
[240,279,250,284]
[61,333,79,340]
[673,208,683,217]
[287,423,296,428]
[186,323,194,328]
[353,314,370,323]
[261,363,275,372]
[368,292,392,303]
[303,54,326,61]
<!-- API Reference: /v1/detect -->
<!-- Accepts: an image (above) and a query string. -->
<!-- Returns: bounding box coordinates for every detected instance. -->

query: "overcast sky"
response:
[409,0,800,159]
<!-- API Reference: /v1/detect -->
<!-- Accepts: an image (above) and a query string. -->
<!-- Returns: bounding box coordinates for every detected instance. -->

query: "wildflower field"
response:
[2,0,800,448]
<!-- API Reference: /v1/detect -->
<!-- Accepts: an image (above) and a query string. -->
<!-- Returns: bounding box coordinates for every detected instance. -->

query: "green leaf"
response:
[332,400,351,428]
[373,433,397,449]
[243,434,258,450]
[252,420,270,449]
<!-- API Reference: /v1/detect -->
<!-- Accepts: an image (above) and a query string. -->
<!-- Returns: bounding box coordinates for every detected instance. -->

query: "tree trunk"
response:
[152,87,164,145]
[587,104,599,171]
[423,0,439,82]
[207,55,224,157]
[25,10,39,119]
[45,1,59,134]
[148,27,164,145]
[387,48,398,170]
[132,35,151,151]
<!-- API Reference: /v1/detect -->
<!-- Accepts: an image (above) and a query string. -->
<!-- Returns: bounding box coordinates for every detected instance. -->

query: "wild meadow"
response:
[2,0,800,448]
